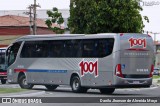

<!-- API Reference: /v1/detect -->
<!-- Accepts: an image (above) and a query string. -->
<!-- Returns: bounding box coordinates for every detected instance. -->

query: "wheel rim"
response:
[22,78,27,86]
[73,79,79,90]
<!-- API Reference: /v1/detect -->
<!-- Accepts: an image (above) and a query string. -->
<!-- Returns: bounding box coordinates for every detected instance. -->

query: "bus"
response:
[6,33,154,94]
[0,47,7,84]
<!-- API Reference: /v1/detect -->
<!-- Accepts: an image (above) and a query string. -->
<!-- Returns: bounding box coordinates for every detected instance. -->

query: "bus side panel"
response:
[82,36,119,87]
[16,58,91,86]
[7,64,19,83]
[86,56,114,87]
[17,58,68,85]
[16,57,115,87]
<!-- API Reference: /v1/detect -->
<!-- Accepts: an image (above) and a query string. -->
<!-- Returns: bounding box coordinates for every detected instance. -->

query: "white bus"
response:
[6,33,154,94]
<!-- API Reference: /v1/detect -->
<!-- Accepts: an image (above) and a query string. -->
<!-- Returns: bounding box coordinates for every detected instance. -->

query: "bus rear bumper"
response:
[114,76,152,88]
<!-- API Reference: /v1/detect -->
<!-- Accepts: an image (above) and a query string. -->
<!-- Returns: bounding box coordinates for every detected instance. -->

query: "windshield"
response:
[6,42,22,66]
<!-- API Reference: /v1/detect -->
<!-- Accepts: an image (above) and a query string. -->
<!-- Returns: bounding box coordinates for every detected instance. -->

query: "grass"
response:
[153,75,160,79]
[0,88,27,94]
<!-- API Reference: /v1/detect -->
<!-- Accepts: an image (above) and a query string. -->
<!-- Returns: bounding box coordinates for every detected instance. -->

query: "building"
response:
[0,9,69,47]
[0,15,58,47]
[0,9,69,28]
[0,15,58,35]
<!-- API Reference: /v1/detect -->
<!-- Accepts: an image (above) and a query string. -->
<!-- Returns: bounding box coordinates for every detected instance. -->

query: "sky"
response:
[0,0,70,10]
[0,0,160,41]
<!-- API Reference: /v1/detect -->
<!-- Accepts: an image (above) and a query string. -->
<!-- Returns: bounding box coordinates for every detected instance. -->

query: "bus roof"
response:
[14,33,118,42]
[13,33,150,42]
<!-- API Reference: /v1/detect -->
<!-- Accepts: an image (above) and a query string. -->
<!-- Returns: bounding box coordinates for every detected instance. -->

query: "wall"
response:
[0,27,55,47]
[0,27,55,35]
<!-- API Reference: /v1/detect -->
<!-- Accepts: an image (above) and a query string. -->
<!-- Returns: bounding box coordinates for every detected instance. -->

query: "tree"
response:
[68,0,149,34]
[45,7,65,34]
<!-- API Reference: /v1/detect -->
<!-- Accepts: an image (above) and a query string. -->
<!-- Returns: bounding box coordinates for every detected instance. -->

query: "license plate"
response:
[132,81,140,84]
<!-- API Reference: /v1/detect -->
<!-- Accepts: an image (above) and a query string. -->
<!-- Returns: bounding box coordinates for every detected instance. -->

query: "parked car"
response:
[153,68,160,76]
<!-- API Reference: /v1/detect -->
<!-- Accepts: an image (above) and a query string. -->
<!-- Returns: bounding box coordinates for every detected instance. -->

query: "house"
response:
[0,15,58,47]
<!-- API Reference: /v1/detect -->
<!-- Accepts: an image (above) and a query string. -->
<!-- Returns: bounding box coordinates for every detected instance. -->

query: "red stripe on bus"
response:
[126,48,149,51]
[14,69,27,73]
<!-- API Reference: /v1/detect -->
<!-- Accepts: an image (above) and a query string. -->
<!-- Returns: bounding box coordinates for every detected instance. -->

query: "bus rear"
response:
[0,48,7,84]
[114,33,154,88]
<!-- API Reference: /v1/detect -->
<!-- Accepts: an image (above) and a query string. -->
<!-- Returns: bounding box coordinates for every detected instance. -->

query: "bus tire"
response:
[18,75,34,89]
[45,85,59,91]
[99,88,115,94]
[1,79,7,84]
[71,76,88,93]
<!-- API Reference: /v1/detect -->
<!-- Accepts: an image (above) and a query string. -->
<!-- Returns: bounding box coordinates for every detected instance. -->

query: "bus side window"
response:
[49,41,64,57]
[21,41,48,58]
[82,40,95,57]
[97,39,114,57]
[21,42,34,58]
[34,43,47,57]
[73,40,81,57]
[97,40,107,57]
[63,40,80,57]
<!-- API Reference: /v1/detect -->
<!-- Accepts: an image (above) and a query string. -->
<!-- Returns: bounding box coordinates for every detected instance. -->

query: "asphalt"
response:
[0,78,159,97]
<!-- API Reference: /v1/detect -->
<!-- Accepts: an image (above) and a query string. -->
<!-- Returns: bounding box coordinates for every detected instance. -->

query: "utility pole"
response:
[28,6,33,35]
[24,5,33,35]
[32,0,40,35]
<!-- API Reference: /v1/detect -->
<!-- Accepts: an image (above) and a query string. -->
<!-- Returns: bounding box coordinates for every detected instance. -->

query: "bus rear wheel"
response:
[1,79,7,84]
[45,85,59,90]
[18,75,34,89]
[71,76,88,93]
[99,88,115,94]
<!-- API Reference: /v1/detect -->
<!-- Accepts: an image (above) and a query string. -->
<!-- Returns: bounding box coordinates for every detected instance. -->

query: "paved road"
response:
[0,83,160,106]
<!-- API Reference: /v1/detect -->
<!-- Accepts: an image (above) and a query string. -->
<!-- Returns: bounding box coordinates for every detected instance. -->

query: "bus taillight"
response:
[149,65,154,78]
[115,64,124,78]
